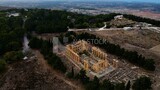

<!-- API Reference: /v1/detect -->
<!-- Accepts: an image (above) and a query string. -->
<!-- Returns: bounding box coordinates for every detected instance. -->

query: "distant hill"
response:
[0,6,13,10]
[0,1,160,12]
[0,1,160,20]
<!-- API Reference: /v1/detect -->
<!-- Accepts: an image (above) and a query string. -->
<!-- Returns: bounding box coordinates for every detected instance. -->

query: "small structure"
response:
[113,59,119,68]
[23,56,28,60]
[7,12,20,17]
[114,15,123,20]
[131,66,139,70]
[123,27,132,30]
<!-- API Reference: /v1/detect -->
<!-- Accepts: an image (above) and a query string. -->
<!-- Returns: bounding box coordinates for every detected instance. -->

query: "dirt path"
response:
[150,44,160,56]
[33,50,83,90]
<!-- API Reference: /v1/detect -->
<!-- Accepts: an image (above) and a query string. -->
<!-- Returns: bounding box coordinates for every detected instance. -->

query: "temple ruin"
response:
[65,40,118,76]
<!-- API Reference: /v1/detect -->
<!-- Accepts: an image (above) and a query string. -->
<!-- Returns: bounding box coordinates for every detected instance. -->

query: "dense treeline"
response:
[28,37,66,73]
[25,9,118,33]
[25,9,69,34]
[3,51,24,64]
[59,32,155,71]
[123,14,160,27]
[24,9,160,34]
[0,59,7,73]
[0,16,24,55]
[0,13,24,73]
[71,13,118,28]
[132,76,152,90]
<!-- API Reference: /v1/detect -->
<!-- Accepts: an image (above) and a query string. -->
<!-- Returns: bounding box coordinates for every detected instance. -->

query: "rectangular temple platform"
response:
[64,40,119,77]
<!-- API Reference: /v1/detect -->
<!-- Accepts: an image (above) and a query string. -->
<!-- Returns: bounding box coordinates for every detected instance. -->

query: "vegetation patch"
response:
[29,37,67,73]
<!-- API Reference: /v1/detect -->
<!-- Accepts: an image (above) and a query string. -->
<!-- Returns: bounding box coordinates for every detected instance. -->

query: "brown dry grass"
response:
[0,50,83,90]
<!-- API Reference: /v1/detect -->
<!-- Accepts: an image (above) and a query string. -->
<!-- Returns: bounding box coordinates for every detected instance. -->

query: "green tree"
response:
[77,69,89,84]
[0,59,7,73]
[114,83,125,90]
[66,67,74,78]
[86,76,100,90]
[7,41,21,51]
[3,51,23,64]
[126,81,131,90]
[100,79,114,90]
[132,76,152,90]
[71,67,74,77]
[28,37,42,49]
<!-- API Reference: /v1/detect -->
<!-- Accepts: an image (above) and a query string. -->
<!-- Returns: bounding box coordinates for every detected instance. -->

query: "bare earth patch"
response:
[150,44,160,58]
[0,50,82,90]
[88,30,160,49]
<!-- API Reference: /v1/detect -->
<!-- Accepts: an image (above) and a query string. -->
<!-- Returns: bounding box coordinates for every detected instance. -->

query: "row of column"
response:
[113,59,118,68]
[66,48,80,63]
[92,48,106,60]
[84,61,89,71]
[92,61,108,72]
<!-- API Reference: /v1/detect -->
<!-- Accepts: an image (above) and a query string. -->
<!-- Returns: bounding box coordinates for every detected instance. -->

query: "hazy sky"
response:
[121,0,160,3]
[0,0,159,3]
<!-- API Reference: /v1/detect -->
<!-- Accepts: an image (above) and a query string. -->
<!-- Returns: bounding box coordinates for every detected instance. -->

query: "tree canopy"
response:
[28,37,66,73]
[132,76,152,90]
[24,9,118,34]
[0,16,24,55]
[0,59,7,73]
